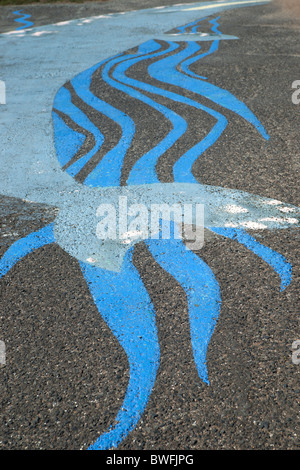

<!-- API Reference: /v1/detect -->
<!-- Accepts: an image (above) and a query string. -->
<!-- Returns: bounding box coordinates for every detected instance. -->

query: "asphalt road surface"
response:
[0,0,299,451]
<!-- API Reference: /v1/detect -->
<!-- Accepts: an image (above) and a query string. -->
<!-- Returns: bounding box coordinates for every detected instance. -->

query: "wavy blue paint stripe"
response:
[112,40,227,185]
[175,16,208,33]
[101,41,186,185]
[0,224,55,279]
[210,16,222,34]
[146,234,221,384]
[180,41,207,82]
[53,87,104,177]
[70,56,135,187]
[173,106,227,183]
[13,10,34,30]
[148,41,269,140]
[83,41,164,186]
[179,40,217,79]
[80,249,160,450]
[179,18,222,79]
[191,18,209,34]
[52,111,86,168]
[171,18,289,291]
[108,40,189,185]
[173,19,226,182]
[208,227,292,290]
[53,87,104,176]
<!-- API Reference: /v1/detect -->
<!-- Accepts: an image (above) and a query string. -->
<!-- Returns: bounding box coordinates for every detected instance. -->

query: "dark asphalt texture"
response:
[0,0,299,451]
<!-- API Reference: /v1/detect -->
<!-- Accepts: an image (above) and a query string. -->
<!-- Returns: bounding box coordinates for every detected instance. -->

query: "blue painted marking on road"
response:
[71,57,135,187]
[0,224,55,279]
[110,41,188,185]
[1,0,298,452]
[179,17,221,79]
[209,227,293,290]
[53,86,104,175]
[13,10,34,30]
[110,38,228,185]
[80,249,160,450]
[175,17,208,33]
[148,39,269,140]
[146,233,221,385]
[52,111,86,168]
